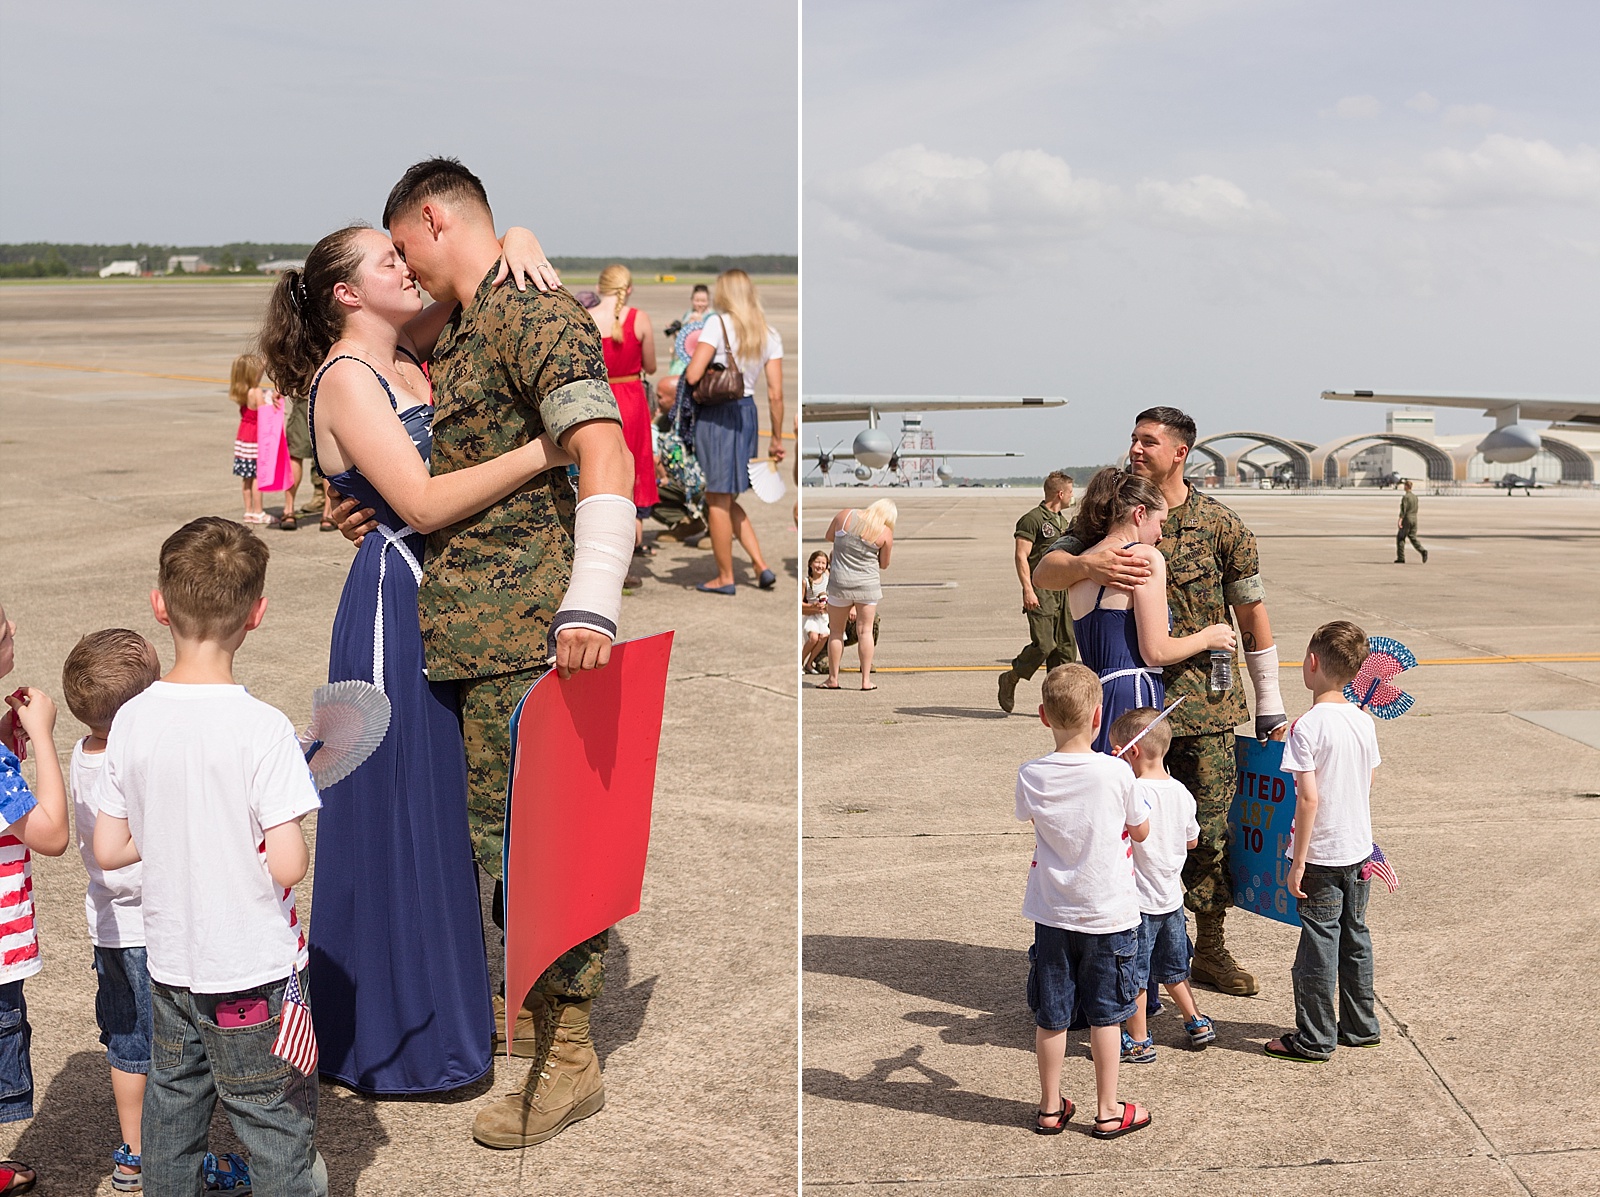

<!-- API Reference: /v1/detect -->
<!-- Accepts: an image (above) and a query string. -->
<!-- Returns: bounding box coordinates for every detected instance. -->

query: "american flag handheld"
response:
[1343,635,1417,720]
[1362,842,1399,893]
[272,970,318,1075]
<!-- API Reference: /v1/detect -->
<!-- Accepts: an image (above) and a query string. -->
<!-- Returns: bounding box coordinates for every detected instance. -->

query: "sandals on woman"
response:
[1091,1101,1151,1140]
[1034,1096,1074,1135]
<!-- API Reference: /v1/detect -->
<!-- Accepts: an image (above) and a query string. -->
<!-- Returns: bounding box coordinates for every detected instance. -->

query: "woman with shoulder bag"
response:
[682,270,784,595]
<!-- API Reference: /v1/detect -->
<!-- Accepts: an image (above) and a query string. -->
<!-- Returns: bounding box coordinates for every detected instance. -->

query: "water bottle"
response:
[1209,650,1233,693]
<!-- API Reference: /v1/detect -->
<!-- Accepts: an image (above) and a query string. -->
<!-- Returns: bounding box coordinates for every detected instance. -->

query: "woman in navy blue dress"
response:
[1066,470,1237,754]
[259,224,564,1094]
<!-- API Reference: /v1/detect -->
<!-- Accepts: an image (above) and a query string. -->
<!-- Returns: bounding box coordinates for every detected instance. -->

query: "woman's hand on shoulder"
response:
[495,227,560,293]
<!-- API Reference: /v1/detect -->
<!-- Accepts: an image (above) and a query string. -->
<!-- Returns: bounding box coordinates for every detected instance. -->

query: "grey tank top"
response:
[829,512,882,592]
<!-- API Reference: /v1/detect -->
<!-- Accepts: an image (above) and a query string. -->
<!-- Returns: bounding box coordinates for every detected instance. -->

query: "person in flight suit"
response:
[1395,479,1427,563]
[998,471,1077,714]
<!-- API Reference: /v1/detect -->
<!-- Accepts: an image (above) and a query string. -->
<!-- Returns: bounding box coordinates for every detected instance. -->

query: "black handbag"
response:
[691,315,746,406]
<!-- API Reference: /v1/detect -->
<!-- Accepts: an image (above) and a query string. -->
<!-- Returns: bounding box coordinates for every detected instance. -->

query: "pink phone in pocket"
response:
[215,997,270,1028]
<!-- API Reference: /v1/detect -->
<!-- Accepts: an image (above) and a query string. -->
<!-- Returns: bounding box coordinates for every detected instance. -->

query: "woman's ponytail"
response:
[1070,468,1165,544]
[256,226,369,398]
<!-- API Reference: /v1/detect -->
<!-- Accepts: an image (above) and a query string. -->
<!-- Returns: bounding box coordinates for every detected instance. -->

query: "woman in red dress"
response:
[594,265,659,573]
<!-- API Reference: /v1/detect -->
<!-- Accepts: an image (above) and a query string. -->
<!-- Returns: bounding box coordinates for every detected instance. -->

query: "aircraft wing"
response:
[1323,391,1600,427]
[802,449,1023,460]
[804,395,1067,423]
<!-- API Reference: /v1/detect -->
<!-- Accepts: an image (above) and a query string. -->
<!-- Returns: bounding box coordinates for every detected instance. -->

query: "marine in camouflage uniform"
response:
[1047,481,1270,993]
[421,264,621,1002]
[997,493,1077,713]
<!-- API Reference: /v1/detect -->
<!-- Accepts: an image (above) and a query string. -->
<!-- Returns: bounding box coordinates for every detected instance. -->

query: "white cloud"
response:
[1328,94,1383,119]
[1301,135,1600,212]
[815,144,1114,254]
[1134,174,1282,231]
[1406,91,1440,113]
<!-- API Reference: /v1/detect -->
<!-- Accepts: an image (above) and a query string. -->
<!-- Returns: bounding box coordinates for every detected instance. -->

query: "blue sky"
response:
[803,0,1600,468]
[0,0,797,255]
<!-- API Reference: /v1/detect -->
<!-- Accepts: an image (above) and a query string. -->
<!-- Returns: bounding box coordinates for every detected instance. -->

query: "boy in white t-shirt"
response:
[1108,707,1215,1064]
[62,628,163,1192]
[1265,621,1384,1063]
[1016,664,1152,1141]
[94,518,326,1193]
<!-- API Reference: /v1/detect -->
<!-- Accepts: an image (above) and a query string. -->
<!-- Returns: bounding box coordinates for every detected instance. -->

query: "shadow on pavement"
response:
[894,706,1010,721]
[12,1051,117,1197]
[804,1047,1033,1128]
[804,935,1024,1015]
[594,930,657,1069]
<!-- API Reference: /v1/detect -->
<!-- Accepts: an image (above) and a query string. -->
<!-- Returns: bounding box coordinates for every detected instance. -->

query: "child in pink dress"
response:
[229,354,277,525]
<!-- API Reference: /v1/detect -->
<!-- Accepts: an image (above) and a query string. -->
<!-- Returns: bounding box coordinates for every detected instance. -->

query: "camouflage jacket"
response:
[1047,483,1265,737]
[418,267,621,681]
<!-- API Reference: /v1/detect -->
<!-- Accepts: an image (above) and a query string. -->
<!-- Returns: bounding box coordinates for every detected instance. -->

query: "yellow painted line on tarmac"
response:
[848,654,1600,674]
[0,357,227,384]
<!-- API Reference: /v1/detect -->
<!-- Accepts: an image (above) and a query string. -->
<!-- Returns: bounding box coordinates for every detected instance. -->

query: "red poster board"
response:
[502,632,673,1052]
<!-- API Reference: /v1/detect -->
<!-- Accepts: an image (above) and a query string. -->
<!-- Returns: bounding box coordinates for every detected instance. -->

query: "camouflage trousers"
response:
[1011,590,1077,680]
[459,666,607,1000]
[1168,730,1237,917]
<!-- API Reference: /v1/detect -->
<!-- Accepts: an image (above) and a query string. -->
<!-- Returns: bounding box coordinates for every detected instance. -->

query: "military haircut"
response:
[158,517,269,641]
[1040,662,1101,735]
[1308,620,1370,686]
[1109,705,1171,760]
[62,629,160,729]
[1134,405,1197,449]
[383,156,492,228]
[1044,470,1074,498]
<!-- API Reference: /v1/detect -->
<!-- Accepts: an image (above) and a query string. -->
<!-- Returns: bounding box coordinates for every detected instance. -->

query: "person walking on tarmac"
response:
[1034,408,1289,997]
[1395,479,1428,563]
[998,472,1077,713]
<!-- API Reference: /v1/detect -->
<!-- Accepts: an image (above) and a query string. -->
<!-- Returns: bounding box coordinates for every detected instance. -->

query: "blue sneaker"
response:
[1119,1030,1156,1064]
[204,1152,252,1193]
[1185,1015,1217,1049]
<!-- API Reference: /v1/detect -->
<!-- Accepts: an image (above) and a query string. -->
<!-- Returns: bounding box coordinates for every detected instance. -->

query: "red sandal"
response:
[1034,1096,1074,1135]
[0,1159,37,1195]
[1091,1101,1151,1140]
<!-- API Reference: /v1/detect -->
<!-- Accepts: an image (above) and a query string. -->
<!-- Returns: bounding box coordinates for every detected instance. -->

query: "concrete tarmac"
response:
[0,280,798,1195]
[801,485,1599,1195]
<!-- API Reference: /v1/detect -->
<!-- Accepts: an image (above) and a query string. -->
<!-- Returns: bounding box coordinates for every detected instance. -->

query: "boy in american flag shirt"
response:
[93,520,327,1193]
[0,601,75,1196]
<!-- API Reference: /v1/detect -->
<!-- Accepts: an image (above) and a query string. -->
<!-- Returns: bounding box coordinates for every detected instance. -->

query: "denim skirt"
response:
[695,395,757,495]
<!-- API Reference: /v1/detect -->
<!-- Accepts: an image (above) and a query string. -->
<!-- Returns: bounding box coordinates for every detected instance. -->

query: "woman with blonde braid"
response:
[683,269,784,594]
[592,265,659,570]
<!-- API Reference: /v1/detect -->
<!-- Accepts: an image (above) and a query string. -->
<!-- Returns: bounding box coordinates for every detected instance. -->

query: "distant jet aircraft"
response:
[1323,390,1600,465]
[1493,470,1541,495]
[802,394,1066,484]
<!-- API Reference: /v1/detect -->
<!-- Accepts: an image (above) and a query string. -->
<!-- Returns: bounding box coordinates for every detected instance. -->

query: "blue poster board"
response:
[1229,735,1300,927]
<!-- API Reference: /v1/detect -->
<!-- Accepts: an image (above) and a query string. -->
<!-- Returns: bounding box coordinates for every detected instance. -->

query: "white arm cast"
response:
[1246,645,1286,721]
[549,493,634,650]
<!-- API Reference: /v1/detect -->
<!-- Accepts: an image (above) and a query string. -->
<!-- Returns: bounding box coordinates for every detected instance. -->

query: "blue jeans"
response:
[144,970,327,1197]
[1134,907,1192,993]
[0,981,32,1124]
[1292,861,1381,1057]
[94,945,153,1074]
[1027,923,1140,1030]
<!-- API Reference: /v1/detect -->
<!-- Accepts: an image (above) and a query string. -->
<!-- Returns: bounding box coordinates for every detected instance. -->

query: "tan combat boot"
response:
[493,992,544,1058]
[473,998,605,1149]
[1189,910,1259,996]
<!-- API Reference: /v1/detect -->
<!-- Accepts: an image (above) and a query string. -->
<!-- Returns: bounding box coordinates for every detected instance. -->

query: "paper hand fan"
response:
[748,458,786,504]
[297,681,391,789]
[1342,635,1416,720]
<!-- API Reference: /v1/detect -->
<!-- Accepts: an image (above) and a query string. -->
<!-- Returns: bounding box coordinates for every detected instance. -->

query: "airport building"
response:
[258,258,306,275]
[1184,409,1598,489]
[165,254,212,274]
[97,260,141,278]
